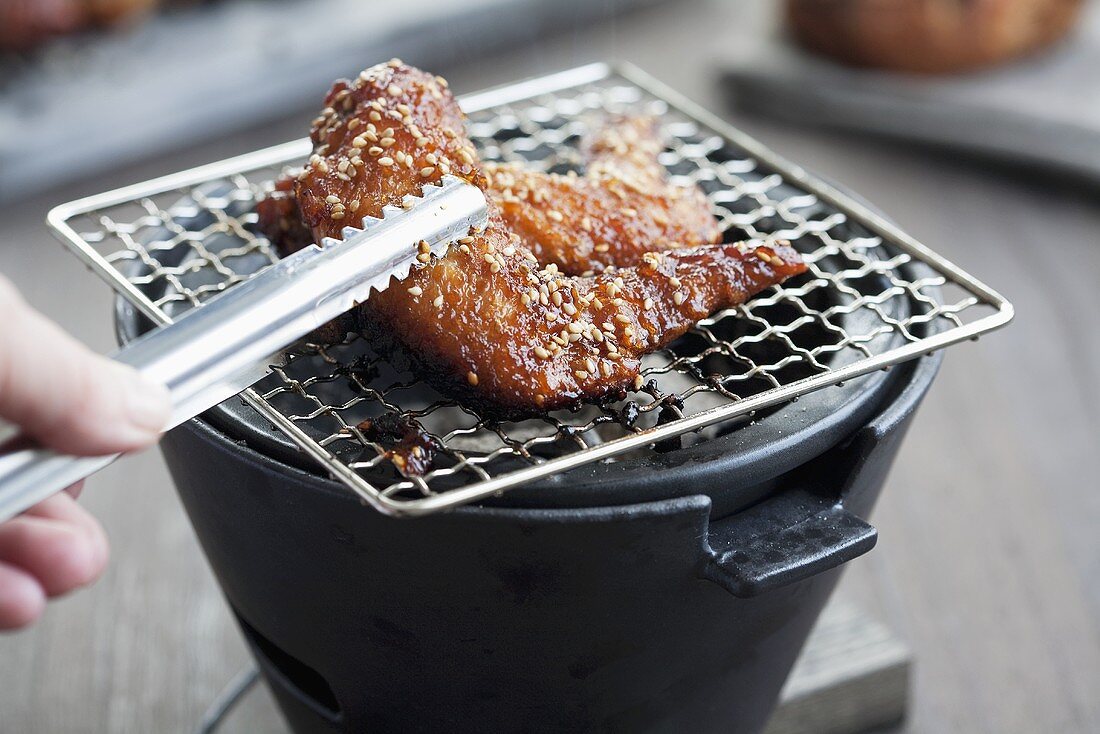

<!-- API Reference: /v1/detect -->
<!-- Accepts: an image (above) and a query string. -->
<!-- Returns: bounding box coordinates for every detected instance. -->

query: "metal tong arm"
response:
[0,176,488,522]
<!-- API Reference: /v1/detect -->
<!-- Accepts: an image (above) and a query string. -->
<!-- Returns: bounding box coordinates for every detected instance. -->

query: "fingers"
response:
[0,489,111,632]
[0,494,109,598]
[0,562,45,631]
[0,275,171,455]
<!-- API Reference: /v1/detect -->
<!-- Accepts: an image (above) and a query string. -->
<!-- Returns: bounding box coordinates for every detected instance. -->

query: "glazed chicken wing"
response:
[484,116,721,274]
[258,61,806,416]
[260,114,721,274]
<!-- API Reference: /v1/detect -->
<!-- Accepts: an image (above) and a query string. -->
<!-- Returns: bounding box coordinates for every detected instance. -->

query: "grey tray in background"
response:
[724,1,1100,185]
[0,0,664,203]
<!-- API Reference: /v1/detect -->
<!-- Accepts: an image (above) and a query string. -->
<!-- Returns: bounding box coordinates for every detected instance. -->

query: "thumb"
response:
[0,276,171,456]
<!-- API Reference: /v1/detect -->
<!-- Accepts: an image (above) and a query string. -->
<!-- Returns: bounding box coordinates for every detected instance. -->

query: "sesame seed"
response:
[352,136,366,148]
[378,157,394,166]
[467,371,478,386]
[574,370,589,380]
[521,293,531,305]
[552,291,563,306]
[325,195,340,204]
[673,292,685,305]
[601,362,613,377]
[483,253,496,264]
[331,211,345,220]
[502,245,515,257]
[420,166,436,177]
[669,277,682,288]
[380,137,396,147]
[584,357,596,372]
[368,146,383,156]
[417,137,430,147]
[369,111,382,121]
[388,84,402,96]
[562,302,577,316]
[433,295,444,308]
[567,322,583,334]
[547,210,564,222]
[615,314,631,324]
[633,375,644,390]
[407,286,423,296]
[534,346,550,359]
[644,298,654,310]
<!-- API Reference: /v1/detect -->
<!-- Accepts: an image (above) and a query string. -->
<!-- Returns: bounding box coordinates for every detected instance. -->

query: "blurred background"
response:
[1,0,1098,731]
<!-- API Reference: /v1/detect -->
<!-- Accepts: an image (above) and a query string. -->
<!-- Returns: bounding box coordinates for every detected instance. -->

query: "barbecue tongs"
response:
[0,176,488,523]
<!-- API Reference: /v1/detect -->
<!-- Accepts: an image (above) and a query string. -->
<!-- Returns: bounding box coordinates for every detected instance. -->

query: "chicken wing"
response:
[259,61,806,416]
[260,115,720,273]
[484,116,722,274]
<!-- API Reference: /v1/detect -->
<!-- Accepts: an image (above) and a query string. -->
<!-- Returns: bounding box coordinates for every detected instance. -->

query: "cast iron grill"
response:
[48,63,1012,516]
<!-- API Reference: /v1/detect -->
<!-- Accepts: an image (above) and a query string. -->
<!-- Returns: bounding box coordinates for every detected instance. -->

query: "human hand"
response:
[0,275,170,630]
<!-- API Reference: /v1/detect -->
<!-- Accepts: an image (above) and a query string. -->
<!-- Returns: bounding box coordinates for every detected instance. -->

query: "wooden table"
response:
[2,2,1098,731]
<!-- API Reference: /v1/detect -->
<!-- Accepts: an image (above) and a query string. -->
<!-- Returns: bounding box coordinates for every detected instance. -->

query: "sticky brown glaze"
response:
[359,236,805,415]
[357,413,436,477]
[484,116,721,275]
[293,61,483,241]
[260,60,806,417]
[260,115,721,272]
[256,173,313,255]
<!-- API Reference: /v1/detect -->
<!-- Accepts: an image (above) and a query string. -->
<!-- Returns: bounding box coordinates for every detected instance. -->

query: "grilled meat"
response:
[484,115,721,274]
[258,60,806,416]
[260,115,721,275]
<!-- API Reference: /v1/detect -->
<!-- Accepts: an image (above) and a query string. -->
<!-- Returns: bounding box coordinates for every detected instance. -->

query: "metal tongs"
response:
[0,176,488,522]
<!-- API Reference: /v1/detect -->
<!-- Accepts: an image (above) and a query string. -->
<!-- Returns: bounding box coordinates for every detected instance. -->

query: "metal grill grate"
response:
[48,63,1012,516]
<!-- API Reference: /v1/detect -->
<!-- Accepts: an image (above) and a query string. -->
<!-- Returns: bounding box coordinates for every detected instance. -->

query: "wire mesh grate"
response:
[48,63,1011,516]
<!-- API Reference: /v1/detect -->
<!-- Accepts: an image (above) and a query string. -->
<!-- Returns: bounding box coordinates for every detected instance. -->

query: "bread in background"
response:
[785,0,1084,74]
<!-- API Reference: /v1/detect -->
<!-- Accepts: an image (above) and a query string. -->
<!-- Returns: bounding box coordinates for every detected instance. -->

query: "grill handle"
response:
[699,489,876,598]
